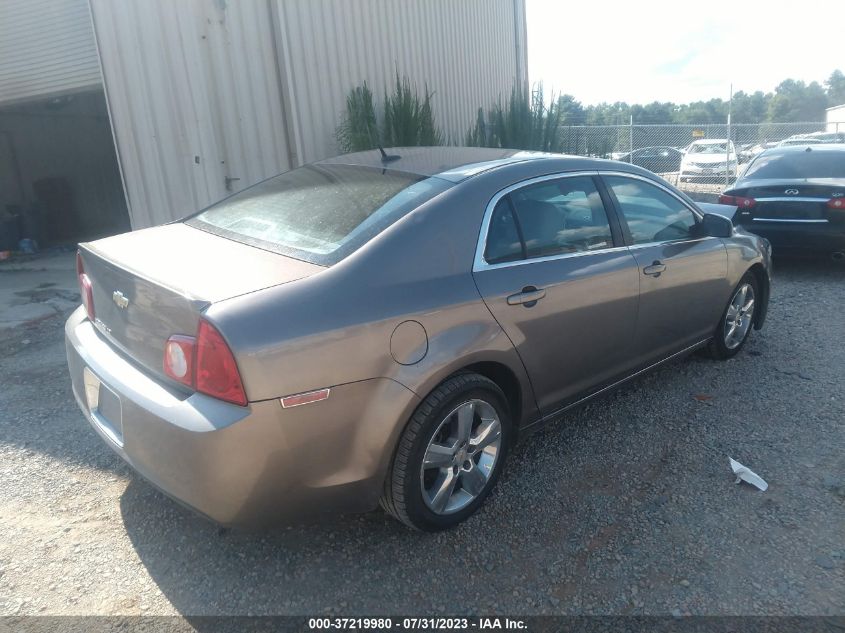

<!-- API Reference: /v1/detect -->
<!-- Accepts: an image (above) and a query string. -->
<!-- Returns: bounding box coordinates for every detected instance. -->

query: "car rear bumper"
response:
[65,306,420,526]
[737,220,845,256]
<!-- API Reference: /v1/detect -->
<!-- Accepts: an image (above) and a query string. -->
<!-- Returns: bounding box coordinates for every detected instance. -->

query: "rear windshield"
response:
[743,150,845,179]
[187,164,452,265]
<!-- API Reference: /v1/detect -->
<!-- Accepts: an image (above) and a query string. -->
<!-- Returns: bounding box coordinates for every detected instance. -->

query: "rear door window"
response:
[484,199,524,264]
[507,176,615,259]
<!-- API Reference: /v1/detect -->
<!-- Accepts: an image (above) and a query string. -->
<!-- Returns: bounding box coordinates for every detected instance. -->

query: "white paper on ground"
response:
[729,457,768,491]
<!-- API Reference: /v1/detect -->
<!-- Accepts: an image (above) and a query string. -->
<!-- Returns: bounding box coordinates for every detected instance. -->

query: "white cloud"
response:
[526,0,845,104]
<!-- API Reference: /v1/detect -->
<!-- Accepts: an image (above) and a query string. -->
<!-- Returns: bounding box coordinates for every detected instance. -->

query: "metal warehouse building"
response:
[0,0,527,247]
[827,104,845,132]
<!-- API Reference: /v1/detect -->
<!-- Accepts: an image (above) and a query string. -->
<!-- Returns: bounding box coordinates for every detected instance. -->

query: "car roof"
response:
[317,146,687,187]
[690,139,729,144]
[764,143,845,155]
[318,146,568,182]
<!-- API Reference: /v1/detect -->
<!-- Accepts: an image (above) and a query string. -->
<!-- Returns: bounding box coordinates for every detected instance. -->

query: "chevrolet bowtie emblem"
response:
[112,291,129,309]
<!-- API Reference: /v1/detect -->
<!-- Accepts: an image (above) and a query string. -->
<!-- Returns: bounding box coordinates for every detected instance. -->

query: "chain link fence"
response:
[558,121,836,195]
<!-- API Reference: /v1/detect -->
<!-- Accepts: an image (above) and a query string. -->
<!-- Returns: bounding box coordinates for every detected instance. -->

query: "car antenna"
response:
[805,146,812,152]
[378,145,401,163]
[360,116,400,164]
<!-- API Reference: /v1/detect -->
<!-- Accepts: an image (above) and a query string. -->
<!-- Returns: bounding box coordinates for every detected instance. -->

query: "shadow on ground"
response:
[116,257,844,617]
[3,257,841,616]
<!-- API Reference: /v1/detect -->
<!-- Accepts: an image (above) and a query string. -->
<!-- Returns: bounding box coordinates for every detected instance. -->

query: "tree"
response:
[730,91,769,124]
[768,79,828,122]
[825,70,845,107]
[556,94,585,124]
[639,102,675,124]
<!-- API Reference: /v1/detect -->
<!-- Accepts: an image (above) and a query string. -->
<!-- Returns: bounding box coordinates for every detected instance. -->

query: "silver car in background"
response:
[66,147,771,531]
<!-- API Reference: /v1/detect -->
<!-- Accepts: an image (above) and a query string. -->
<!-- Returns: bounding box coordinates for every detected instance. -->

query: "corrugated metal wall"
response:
[273,0,527,164]
[89,0,293,229]
[89,0,526,229]
[0,0,102,105]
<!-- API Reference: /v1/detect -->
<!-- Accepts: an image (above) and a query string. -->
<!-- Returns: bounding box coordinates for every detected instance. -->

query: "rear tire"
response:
[380,373,511,531]
[706,272,758,360]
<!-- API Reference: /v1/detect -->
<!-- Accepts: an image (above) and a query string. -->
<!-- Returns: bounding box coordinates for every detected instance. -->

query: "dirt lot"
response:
[0,258,843,620]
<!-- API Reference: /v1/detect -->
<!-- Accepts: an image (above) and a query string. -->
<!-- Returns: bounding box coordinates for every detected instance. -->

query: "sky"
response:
[526,0,845,105]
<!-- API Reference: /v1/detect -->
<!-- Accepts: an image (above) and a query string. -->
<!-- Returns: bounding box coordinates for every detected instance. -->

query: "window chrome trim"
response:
[478,245,631,271]
[754,196,830,203]
[626,236,716,250]
[473,171,620,272]
[751,218,829,224]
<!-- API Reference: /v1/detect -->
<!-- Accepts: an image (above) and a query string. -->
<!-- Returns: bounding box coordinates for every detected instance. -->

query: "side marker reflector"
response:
[280,388,331,409]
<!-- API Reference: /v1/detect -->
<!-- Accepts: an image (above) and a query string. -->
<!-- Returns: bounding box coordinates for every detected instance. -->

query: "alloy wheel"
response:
[724,282,755,349]
[419,399,502,515]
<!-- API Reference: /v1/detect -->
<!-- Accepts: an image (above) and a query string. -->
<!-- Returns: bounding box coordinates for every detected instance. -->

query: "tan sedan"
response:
[66,147,771,530]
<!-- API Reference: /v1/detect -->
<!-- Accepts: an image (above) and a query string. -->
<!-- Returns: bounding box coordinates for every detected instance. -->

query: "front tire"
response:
[706,272,758,360]
[380,373,511,531]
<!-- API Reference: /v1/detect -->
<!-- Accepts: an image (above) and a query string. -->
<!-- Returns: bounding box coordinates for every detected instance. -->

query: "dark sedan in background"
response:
[614,146,684,174]
[67,147,771,531]
[720,144,845,261]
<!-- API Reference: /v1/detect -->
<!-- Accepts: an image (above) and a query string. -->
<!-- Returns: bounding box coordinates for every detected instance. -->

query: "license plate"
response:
[83,367,124,446]
[702,168,714,174]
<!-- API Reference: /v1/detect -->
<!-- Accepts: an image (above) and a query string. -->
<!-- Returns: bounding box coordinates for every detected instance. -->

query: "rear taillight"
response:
[196,319,247,406]
[718,194,756,209]
[827,197,845,209]
[76,251,95,320]
[162,319,247,406]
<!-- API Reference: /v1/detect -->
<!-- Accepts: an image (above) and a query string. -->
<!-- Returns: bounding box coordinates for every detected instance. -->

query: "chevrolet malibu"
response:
[66,147,771,531]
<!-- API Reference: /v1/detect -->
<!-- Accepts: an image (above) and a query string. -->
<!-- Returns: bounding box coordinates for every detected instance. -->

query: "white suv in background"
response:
[679,139,738,182]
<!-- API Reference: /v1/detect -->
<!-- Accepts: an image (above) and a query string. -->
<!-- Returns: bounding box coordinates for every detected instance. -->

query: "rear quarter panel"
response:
[206,173,546,426]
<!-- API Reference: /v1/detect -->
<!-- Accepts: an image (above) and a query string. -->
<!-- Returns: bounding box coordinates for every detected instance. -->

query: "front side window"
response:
[188,164,452,265]
[604,176,698,244]
[503,176,614,260]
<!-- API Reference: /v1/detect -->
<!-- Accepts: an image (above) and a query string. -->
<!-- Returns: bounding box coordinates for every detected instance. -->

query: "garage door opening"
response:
[0,89,130,252]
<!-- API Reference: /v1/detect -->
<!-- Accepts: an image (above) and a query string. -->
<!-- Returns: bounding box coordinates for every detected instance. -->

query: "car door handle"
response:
[507,286,546,306]
[642,261,667,277]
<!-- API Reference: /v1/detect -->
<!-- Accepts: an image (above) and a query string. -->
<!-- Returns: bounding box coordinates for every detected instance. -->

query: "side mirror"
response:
[701,213,733,238]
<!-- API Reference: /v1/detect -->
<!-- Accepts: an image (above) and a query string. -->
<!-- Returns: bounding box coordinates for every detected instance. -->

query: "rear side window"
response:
[188,164,452,265]
[484,199,524,264]
[743,151,845,179]
[605,176,698,244]
[491,176,614,261]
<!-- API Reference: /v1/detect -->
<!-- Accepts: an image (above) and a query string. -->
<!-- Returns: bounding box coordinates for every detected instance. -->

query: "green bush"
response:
[336,82,379,153]
[336,74,442,153]
[466,83,562,152]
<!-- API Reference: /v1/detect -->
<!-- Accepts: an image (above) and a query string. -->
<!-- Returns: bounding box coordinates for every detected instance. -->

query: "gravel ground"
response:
[0,258,843,619]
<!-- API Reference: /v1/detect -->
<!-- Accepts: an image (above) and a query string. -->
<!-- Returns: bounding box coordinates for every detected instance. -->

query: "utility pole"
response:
[726,83,733,188]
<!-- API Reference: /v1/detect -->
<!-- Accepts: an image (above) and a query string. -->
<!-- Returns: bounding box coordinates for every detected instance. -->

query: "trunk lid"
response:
[79,223,323,378]
[730,178,845,222]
